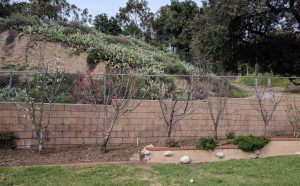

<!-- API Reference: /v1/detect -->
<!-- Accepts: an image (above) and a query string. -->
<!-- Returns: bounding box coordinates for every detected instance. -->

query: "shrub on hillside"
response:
[105,35,133,46]
[165,62,188,75]
[62,27,78,35]
[233,135,270,152]
[0,14,40,32]
[58,21,95,34]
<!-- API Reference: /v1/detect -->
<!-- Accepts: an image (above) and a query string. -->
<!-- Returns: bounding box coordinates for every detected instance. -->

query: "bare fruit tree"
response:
[101,74,147,152]
[250,80,283,136]
[156,76,196,138]
[73,72,146,152]
[16,59,65,152]
[201,77,229,140]
[285,94,300,137]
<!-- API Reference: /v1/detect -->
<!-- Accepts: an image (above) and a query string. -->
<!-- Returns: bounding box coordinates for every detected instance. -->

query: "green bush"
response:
[58,21,95,35]
[226,131,236,140]
[165,62,189,75]
[165,138,180,147]
[56,93,76,104]
[196,138,218,150]
[62,27,78,35]
[86,49,102,70]
[233,135,270,152]
[0,131,16,149]
[105,35,133,46]
[0,74,21,88]
[0,14,40,32]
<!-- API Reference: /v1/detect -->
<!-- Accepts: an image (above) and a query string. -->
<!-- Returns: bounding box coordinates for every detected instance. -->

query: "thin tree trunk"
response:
[167,125,172,138]
[101,116,118,153]
[38,133,44,152]
[101,136,109,153]
[214,125,218,140]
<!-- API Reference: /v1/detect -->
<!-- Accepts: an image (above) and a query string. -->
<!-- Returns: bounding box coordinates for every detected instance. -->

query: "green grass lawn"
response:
[228,85,251,98]
[231,76,293,88]
[0,156,299,186]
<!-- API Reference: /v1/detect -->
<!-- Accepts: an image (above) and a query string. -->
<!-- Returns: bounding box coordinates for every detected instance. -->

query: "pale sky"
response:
[13,0,201,17]
[68,0,200,17]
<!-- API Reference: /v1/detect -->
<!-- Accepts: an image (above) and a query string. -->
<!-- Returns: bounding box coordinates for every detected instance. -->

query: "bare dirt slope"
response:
[0,31,105,73]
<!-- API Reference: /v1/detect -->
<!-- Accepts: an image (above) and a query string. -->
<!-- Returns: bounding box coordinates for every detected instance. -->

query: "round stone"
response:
[179,156,191,164]
[143,155,151,161]
[215,152,225,159]
[142,150,151,155]
[164,151,174,156]
[250,154,258,159]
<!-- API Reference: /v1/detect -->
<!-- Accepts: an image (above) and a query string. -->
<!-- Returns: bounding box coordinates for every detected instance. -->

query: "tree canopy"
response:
[94,13,122,35]
[117,0,154,41]
[153,0,199,60]
[191,0,300,75]
[0,0,92,24]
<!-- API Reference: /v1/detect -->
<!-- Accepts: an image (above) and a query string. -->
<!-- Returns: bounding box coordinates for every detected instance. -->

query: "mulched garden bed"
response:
[2,137,298,167]
[0,144,144,167]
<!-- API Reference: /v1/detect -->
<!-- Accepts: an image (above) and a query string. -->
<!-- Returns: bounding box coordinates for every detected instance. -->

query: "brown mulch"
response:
[0,144,144,167]
[0,139,231,167]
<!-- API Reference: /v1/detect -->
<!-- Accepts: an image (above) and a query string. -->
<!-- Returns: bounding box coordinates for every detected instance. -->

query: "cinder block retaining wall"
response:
[0,98,292,148]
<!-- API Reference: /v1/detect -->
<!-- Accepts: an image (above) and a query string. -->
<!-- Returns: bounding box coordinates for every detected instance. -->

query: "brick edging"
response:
[146,138,300,151]
[271,137,300,141]
[145,145,238,151]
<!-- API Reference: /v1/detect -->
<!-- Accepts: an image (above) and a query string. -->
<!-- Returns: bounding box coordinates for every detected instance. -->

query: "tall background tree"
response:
[29,0,71,20]
[94,13,122,35]
[191,0,300,75]
[0,0,11,17]
[153,0,199,60]
[0,0,30,18]
[0,0,92,24]
[117,0,154,41]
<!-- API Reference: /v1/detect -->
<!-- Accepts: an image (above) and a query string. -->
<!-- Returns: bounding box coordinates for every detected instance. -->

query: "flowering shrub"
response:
[70,71,104,104]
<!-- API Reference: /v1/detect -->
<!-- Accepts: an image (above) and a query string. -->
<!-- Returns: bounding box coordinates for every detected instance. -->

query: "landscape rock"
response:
[250,154,258,159]
[142,150,151,155]
[179,156,191,164]
[295,152,300,155]
[215,152,225,159]
[143,155,151,161]
[164,151,174,157]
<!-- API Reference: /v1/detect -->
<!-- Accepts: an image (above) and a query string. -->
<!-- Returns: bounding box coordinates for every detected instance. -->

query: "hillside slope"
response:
[0,31,95,72]
[0,15,197,74]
